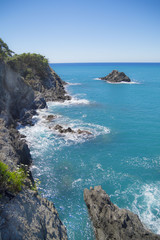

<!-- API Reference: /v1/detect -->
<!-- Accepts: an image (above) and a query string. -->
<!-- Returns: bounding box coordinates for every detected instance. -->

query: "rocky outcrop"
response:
[100,70,131,83]
[84,186,160,240]
[0,58,68,239]
[0,59,70,125]
[53,124,92,135]
[0,60,34,124]
[0,189,67,240]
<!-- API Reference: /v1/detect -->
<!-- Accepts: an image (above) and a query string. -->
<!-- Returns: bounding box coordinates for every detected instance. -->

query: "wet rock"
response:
[84,186,160,240]
[54,125,75,134]
[77,129,92,135]
[54,125,92,135]
[100,70,131,83]
[46,115,57,121]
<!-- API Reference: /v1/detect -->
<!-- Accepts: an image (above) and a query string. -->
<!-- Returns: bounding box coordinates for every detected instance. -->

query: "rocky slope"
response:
[84,186,160,240]
[100,70,131,83]
[0,58,68,239]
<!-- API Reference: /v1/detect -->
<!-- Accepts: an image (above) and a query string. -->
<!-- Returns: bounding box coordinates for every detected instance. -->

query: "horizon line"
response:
[50,61,160,64]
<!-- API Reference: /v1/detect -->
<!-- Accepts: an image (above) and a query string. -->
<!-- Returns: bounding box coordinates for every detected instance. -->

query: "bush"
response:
[0,161,27,193]
[0,38,14,61]
[7,53,49,79]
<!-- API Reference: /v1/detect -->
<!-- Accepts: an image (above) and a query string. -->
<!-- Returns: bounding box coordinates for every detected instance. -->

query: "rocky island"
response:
[100,70,131,83]
[0,38,68,239]
[84,186,160,240]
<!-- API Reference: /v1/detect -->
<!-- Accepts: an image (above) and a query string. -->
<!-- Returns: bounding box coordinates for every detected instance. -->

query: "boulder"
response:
[100,70,131,83]
[46,115,57,121]
[84,186,160,240]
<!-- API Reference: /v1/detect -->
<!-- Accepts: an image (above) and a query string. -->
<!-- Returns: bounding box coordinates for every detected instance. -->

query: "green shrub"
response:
[0,161,27,193]
[7,53,49,79]
[0,38,14,60]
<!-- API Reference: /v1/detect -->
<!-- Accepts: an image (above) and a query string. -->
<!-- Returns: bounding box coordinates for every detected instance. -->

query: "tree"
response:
[0,38,14,60]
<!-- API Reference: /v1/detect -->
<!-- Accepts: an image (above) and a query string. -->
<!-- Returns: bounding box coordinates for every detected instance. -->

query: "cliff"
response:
[0,53,69,239]
[84,186,160,240]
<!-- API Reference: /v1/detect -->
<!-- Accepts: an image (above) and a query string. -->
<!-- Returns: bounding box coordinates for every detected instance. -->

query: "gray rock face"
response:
[84,186,160,240]
[0,60,69,239]
[100,70,131,83]
[0,61,34,124]
[0,189,68,240]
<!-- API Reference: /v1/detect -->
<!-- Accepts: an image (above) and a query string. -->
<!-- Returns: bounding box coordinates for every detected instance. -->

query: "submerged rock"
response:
[100,70,131,83]
[84,186,160,240]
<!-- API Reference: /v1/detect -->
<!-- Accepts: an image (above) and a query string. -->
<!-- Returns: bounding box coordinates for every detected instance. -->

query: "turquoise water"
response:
[20,63,160,239]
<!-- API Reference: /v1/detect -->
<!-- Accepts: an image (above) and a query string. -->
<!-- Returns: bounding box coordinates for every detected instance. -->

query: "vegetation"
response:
[0,161,27,194]
[7,53,49,79]
[0,38,14,60]
[0,38,49,80]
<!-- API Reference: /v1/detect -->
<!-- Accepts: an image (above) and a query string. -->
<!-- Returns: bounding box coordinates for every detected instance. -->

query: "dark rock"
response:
[54,125,75,134]
[77,129,92,135]
[100,70,131,83]
[33,95,47,109]
[84,186,160,240]
[54,125,92,135]
[46,114,57,121]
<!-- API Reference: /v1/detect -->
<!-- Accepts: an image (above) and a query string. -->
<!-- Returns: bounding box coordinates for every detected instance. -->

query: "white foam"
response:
[47,97,90,107]
[93,78,101,80]
[132,183,160,234]
[107,80,140,84]
[66,82,82,86]
[18,108,110,153]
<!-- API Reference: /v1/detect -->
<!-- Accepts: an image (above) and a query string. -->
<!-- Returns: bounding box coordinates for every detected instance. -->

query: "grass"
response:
[0,161,27,193]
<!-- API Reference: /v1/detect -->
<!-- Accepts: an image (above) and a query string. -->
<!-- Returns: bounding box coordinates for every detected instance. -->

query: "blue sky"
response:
[1,0,160,63]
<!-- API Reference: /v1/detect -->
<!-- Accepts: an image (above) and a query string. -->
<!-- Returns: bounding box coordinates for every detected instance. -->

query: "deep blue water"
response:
[20,63,160,239]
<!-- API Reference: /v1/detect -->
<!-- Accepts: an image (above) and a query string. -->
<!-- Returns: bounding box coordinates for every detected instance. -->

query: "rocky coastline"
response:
[0,57,69,239]
[84,186,160,240]
[100,70,131,83]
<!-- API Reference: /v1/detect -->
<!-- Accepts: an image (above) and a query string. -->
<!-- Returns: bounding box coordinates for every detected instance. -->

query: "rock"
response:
[0,57,70,239]
[46,115,57,121]
[84,186,160,240]
[54,125,92,135]
[77,129,92,135]
[100,70,131,83]
[33,95,47,109]
[0,189,68,240]
[54,125,75,134]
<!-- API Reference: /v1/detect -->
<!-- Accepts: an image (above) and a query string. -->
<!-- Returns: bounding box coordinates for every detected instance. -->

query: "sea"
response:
[19,63,160,239]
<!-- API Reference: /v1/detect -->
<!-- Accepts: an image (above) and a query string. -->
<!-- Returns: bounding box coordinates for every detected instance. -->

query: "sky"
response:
[0,0,160,63]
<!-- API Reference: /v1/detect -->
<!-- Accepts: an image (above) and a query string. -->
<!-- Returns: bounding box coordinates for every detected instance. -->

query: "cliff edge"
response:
[0,39,68,240]
[84,186,160,240]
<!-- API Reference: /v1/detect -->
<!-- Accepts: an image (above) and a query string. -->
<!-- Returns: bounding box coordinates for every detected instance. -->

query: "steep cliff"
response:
[0,54,68,239]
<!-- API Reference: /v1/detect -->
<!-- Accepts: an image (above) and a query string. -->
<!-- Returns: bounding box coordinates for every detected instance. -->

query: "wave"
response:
[47,97,90,107]
[132,183,160,234]
[66,82,82,86]
[107,80,140,84]
[93,78,101,81]
[18,109,110,155]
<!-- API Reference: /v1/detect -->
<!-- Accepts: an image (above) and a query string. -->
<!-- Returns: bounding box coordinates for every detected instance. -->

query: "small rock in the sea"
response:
[77,129,92,135]
[46,115,56,121]
[100,70,131,83]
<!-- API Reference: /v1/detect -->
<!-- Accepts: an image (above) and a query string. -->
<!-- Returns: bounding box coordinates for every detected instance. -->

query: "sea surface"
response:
[19,63,160,239]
